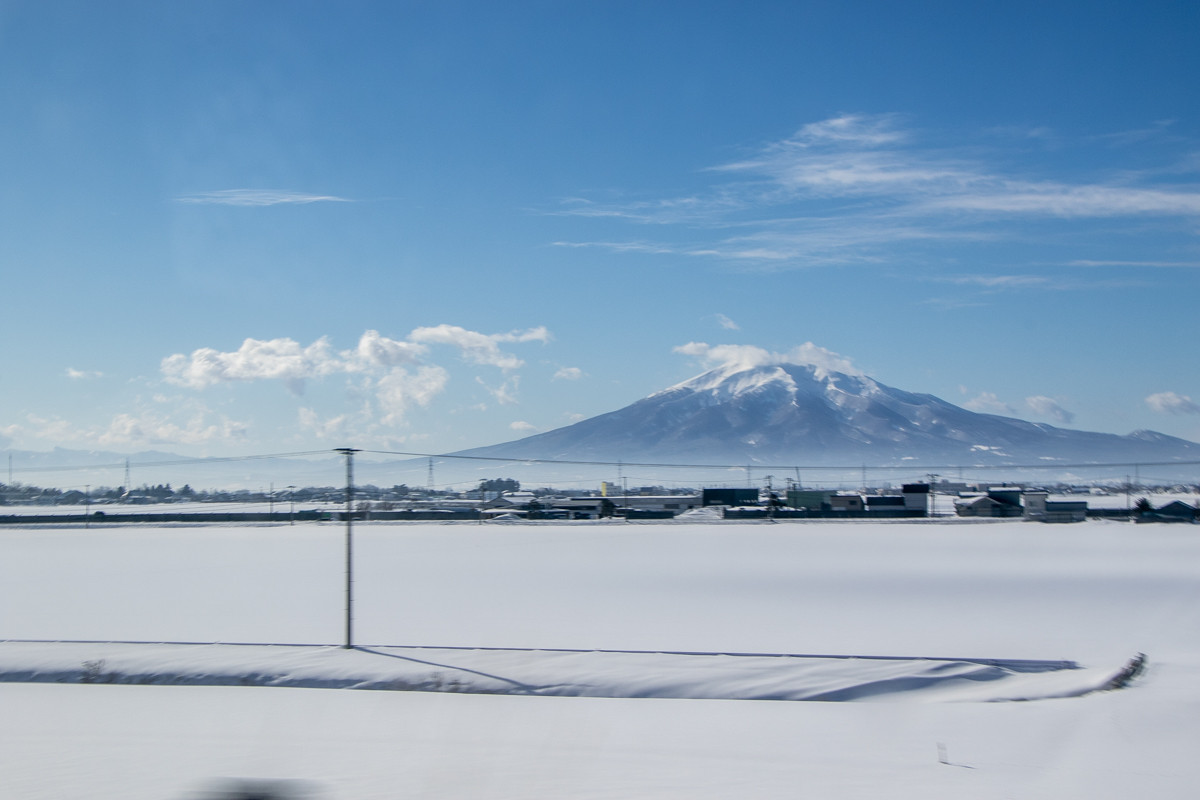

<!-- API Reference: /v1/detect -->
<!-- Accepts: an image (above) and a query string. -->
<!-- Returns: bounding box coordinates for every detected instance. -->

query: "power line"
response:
[1,450,335,476]
[2,444,1197,487]
[358,448,1200,474]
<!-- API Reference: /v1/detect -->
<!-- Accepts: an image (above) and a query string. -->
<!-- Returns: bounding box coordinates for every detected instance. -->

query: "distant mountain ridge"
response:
[458,361,1200,467]
[7,361,1199,489]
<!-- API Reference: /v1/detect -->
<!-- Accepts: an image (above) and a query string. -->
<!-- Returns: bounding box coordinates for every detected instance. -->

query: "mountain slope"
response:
[459,362,1200,467]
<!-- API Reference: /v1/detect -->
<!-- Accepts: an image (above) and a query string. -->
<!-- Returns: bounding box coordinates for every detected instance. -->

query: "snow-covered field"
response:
[2,519,1199,798]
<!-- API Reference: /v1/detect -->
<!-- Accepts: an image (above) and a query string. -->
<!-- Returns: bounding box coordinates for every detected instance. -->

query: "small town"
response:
[2,476,1197,524]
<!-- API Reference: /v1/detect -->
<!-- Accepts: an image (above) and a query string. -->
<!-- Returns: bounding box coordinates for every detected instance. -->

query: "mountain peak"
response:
[458,344,1200,471]
[658,360,880,403]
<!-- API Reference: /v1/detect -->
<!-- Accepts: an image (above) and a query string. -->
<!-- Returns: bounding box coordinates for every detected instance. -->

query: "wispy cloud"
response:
[942,274,1053,289]
[1026,395,1075,424]
[552,113,1200,269]
[919,183,1200,217]
[97,411,248,446]
[1069,260,1200,268]
[476,375,520,405]
[409,325,550,371]
[374,366,450,425]
[66,367,103,380]
[8,405,247,449]
[963,392,1016,415]
[715,313,741,330]
[298,408,350,440]
[553,366,584,381]
[175,189,351,206]
[1146,391,1200,415]
[930,272,1149,297]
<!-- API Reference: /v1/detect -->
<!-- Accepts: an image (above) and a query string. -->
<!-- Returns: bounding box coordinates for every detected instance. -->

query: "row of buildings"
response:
[954,489,1089,523]
[480,484,1198,523]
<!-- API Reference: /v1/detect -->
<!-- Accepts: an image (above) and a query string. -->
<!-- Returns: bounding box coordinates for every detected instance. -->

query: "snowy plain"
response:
[2,518,1199,799]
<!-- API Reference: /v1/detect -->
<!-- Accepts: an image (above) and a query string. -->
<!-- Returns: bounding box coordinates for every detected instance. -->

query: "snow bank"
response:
[0,640,1130,703]
[2,521,1198,799]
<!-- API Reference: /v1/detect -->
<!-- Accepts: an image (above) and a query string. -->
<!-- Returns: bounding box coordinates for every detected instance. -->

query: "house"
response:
[864,495,905,511]
[786,490,832,510]
[954,494,1023,518]
[550,494,700,519]
[829,494,864,512]
[1022,492,1088,523]
[702,488,760,507]
[1138,500,1198,523]
[955,489,1088,522]
[900,483,931,512]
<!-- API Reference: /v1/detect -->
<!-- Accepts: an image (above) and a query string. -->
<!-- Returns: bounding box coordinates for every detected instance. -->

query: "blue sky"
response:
[1,0,1198,460]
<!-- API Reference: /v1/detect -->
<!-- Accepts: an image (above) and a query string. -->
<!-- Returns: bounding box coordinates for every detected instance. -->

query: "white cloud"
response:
[476,376,520,405]
[964,392,1016,415]
[675,342,773,371]
[160,326,549,427]
[674,341,863,379]
[791,113,910,147]
[1025,395,1075,424]
[553,367,584,381]
[162,336,342,393]
[509,421,537,433]
[409,325,549,370]
[175,189,351,206]
[1071,260,1200,268]
[1146,391,1200,415]
[355,330,426,368]
[944,275,1052,289]
[781,343,864,378]
[921,183,1200,217]
[66,368,103,380]
[8,408,248,449]
[161,330,433,392]
[375,366,449,425]
[97,412,248,447]
[298,408,350,440]
[715,313,740,330]
[708,113,979,204]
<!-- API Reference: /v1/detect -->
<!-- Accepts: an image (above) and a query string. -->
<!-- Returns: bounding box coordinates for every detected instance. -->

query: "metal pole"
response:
[336,448,359,649]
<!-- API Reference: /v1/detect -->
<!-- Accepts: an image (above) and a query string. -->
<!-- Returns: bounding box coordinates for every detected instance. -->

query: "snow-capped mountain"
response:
[459,361,1200,467]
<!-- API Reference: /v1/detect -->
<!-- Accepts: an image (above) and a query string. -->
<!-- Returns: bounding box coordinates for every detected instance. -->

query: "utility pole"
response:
[336,448,359,649]
[427,457,434,491]
[617,461,624,520]
[765,475,776,520]
[623,476,629,523]
[927,473,939,517]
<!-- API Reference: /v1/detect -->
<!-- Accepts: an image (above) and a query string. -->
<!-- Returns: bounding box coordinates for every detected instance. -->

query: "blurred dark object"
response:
[187,778,323,800]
